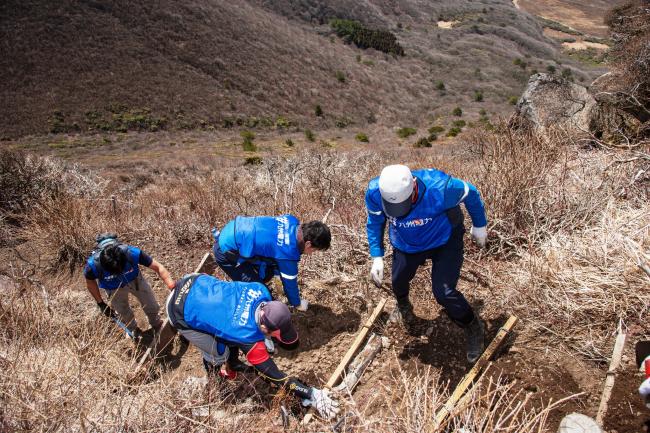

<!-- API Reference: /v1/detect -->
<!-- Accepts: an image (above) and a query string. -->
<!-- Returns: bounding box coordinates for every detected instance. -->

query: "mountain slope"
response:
[0,0,599,138]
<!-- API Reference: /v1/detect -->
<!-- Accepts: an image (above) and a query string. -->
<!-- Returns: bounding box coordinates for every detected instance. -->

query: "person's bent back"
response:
[212,215,330,310]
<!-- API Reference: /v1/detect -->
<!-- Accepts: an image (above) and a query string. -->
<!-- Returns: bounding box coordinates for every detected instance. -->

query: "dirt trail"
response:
[513,0,624,38]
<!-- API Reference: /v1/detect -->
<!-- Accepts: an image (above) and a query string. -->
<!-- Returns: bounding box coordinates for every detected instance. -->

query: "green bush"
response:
[479,108,487,116]
[508,96,519,105]
[315,105,323,117]
[428,125,445,134]
[561,68,574,80]
[330,19,405,56]
[427,133,438,142]
[452,107,463,117]
[285,138,294,147]
[355,132,369,142]
[335,70,346,83]
[274,116,292,129]
[474,90,484,102]
[414,137,432,148]
[396,127,417,138]
[446,127,462,137]
[241,130,257,151]
[83,107,165,132]
[305,129,315,142]
[452,120,466,128]
[546,64,556,74]
[435,81,445,90]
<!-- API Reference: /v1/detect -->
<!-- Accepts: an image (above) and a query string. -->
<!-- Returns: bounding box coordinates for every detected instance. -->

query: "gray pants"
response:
[165,293,229,365]
[106,274,162,332]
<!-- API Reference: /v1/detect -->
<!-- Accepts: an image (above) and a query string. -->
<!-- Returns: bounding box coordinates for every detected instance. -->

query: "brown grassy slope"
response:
[0,0,602,138]
[0,124,647,431]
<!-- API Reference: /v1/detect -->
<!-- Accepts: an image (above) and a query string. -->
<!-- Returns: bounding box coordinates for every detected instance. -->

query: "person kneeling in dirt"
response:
[84,233,175,337]
[212,215,331,312]
[365,165,488,363]
[166,273,340,420]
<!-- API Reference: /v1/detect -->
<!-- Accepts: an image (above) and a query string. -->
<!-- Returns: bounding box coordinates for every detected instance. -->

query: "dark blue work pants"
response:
[213,241,275,285]
[391,224,474,326]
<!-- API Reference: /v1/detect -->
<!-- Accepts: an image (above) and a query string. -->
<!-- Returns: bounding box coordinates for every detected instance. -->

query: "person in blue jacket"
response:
[365,164,488,363]
[212,215,331,311]
[166,273,340,420]
[84,233,175,336]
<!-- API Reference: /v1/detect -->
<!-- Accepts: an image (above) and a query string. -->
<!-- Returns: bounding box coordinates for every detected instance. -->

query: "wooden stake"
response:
[435,315,518,427]
[595,320,626,425]
[335,333,384,393]
[302,297,387,425]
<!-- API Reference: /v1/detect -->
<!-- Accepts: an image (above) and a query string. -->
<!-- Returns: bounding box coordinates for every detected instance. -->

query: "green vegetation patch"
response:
[330,19,405,56]
[414,137,432,148]
[396,127,417,138]
[83,106,166,133]
[355,132,369,143]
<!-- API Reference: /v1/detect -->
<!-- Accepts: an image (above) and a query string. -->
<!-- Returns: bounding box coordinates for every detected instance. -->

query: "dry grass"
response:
[1,118,648,431]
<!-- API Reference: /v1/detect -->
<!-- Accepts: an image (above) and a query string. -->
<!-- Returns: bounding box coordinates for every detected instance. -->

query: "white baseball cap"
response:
[378,164,414,217]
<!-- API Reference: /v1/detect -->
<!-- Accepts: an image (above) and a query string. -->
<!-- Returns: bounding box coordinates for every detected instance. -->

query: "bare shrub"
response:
[604,1,650,127]
[0,149,64,223]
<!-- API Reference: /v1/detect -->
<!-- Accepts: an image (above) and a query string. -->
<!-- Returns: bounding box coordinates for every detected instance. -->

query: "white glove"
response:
[306,387,340,420]
[470,226,488,248]
[297,299,309,311]
[640,377,650,397]
[264,337,275,354]
[370,257,384,287]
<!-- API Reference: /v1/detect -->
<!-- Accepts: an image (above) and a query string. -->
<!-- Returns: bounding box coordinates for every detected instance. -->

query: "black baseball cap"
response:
[261,301,298,344]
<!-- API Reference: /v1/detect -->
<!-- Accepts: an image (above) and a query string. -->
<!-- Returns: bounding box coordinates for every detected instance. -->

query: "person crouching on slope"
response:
[85,233,175,336]
[212,215,331,312]
[166,273,340,420]
[365,165,489,363]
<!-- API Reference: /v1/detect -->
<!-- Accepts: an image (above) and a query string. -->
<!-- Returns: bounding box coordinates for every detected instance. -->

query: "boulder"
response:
[510,73,597,136]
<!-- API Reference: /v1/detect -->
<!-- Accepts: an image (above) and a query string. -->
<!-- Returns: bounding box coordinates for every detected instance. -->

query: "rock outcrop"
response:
[510,73,597,136]
[511,73,642,143]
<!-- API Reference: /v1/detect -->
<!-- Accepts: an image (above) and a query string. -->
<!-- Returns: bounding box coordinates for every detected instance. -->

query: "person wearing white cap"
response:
[364,164,488,363]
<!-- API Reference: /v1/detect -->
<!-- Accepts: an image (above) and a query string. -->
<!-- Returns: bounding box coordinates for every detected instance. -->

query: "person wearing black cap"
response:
[166,273,340,419]
[365,164,488,363]
[84,233,175,336]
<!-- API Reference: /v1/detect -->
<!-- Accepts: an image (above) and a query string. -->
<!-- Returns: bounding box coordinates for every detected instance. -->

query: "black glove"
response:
[97,301,114,318]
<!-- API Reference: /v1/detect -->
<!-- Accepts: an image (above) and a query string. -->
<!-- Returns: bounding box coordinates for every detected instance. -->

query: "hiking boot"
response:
[228,357,253,373]
[390,300,419,335]
[397,301,415,324]
[464,316,485,364]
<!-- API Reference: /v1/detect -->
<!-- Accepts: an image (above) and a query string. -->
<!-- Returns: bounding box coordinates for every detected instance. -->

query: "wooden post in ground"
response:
[302,298,387,425]
[595,320,626,426]
[434,315,518,427]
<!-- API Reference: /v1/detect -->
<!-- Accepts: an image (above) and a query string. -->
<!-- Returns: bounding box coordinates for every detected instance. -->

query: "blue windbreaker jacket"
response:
[217,215,302,306]
[176,274,271,344]
[365,168,487,257]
